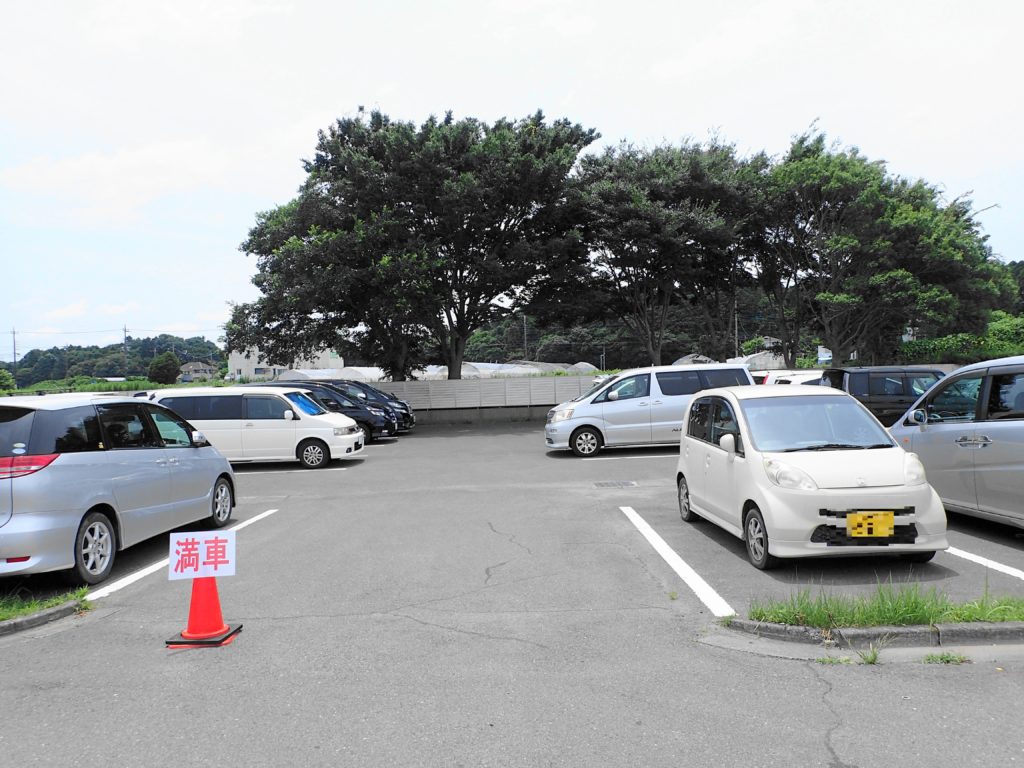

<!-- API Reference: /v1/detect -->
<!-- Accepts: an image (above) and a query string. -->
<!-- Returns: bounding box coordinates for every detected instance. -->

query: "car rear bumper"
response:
[0,511,78,576]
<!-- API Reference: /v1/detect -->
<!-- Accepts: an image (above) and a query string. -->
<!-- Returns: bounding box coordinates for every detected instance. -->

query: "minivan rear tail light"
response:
[0,454,59,479]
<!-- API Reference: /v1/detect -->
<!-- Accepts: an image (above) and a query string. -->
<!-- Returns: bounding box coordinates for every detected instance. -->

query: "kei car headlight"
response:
[763,458,819,490]
[334,426,359,436]
[369,408,386,416]
[904,452,928,486]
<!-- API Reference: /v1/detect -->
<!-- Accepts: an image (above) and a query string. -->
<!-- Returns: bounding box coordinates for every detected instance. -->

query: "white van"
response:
[150,387,364,468]
[545,364,754,456]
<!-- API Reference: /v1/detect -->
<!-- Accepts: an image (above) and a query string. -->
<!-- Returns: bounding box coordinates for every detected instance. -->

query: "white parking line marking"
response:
[583,454,677,462]
[85,509,280,601]
[234,467,349,475]
[619,506,735,617]
[947,547,1024,582]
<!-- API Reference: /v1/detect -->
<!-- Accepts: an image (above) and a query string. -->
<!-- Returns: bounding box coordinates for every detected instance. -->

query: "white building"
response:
[227,348,345,381]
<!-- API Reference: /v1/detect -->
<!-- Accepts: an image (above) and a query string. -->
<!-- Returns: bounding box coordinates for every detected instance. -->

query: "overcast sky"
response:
[2,0,1021,363]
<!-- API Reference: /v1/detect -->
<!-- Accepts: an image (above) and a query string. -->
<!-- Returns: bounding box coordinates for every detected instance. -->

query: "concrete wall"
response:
[382,375,595,426]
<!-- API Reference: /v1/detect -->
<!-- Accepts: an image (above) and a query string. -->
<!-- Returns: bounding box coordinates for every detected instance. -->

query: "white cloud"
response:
[44,302,89,320]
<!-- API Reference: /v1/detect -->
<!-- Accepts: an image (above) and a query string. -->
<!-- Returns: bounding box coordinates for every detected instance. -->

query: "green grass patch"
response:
[749,584,1024,629]
[0,586,90,622]
[923,652,970,665]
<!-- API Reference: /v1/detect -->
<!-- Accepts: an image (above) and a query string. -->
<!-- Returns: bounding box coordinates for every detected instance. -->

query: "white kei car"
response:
[675,385,948,569]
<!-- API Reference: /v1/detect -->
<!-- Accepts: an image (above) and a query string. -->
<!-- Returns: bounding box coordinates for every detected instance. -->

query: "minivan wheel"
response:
[359,423,374,444]
[210,477,233,528]
[570,427,602,457]
[677,476,698,522]
[298,439,330,469]
[71,511,116,585]
[744,506,779,570]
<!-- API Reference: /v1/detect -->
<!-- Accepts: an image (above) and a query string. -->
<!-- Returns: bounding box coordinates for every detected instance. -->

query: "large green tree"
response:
[229,110,597,379]
[530,142,744,365]
[744,133,1011,366]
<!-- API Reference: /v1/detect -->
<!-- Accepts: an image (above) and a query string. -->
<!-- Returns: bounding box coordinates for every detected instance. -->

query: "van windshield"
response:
[285,392,326,416]
[574,376,619,402]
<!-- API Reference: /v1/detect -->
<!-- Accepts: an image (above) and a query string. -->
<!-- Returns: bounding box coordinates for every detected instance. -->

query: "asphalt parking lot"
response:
[3,423,1024,767]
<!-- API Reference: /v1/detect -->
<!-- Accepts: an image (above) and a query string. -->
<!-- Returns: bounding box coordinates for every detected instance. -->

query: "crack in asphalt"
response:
[483,560,509,585]
[487,522,534,555]
[811,662,860,768]
[391,612,550,649]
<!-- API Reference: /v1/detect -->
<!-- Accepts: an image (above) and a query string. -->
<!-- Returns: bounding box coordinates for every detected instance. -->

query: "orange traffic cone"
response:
[166,576,242,648]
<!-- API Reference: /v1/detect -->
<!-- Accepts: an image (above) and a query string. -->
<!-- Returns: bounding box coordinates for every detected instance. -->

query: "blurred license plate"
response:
[847,511,895,538]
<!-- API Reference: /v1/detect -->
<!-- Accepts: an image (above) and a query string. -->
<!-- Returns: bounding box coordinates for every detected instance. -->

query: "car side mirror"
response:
[911,408,927,426]
[283,409,295,420]
[719,433,736,457]
[357,392,367,400]
[607,390,619,402]
[191,431,209,447]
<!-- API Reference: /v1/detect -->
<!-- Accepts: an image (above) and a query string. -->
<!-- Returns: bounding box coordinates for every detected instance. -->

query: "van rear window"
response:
[31,406,103,454]
[0,407,34,458]
[162,395,243,420]
[699,369,750,389]
[656,371,702,396]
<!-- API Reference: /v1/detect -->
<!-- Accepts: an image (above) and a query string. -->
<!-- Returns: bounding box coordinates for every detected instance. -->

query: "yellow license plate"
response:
[847,511,895,538]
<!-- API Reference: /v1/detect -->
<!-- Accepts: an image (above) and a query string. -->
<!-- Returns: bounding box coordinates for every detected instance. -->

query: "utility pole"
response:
[733,296,739,358]
[123,325,128,377]
[523,314,528,359]
[10,328,17,389]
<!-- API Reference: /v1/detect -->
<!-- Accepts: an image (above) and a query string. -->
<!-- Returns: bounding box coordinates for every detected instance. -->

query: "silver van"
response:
[1,394,235,584]
[545,364,754,456]
[889,355,1024,529]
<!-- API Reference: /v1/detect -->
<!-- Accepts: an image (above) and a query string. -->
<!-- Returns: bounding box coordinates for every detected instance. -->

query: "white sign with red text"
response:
[168,530,236,580]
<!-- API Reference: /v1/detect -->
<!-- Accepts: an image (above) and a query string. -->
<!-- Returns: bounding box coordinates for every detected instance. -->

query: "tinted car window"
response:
[699,369,749,389]
[985,372,1024,420]
[656,370,702,396]
[869,374,904,396]
[0,406,34,457]
[31,406,103,454]
[847,373,869,397]
[97,404,160,449]
[687,399,712,442]
[710,400,743,453]
[245,396,290,420]
[925,375,983,424]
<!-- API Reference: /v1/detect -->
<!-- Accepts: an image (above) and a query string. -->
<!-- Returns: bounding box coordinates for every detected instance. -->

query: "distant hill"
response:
[2,334,224,388]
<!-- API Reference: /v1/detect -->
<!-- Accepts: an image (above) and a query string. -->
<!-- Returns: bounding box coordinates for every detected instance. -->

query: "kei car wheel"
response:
[570,427,602,457]
[71,511,116,585]
[298,439,330,469]
[210,477,233,528]
[358,423,374,444]
[744,506,779,570]
[677,475,698,522]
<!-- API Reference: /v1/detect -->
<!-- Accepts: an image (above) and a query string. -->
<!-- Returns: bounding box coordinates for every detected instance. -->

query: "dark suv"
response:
[819,367,945,426]
[243,382,398,442]
[300,380,416,432]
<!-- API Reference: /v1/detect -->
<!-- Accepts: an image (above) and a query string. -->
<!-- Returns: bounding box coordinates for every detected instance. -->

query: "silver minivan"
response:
[545,364,754,456]
[889,355,1024,529]
[0,394,235,584]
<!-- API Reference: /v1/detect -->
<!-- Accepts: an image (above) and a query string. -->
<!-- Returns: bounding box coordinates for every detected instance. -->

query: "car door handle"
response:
[637,402,649,406]
[244,422,254,427]
[156,459,169,466]
[652,400,663,405]
[975,435,992,446]
[953,436,974,444]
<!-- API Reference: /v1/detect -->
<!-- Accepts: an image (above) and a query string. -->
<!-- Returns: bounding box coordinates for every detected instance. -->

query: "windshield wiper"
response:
[782,442,872,452]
